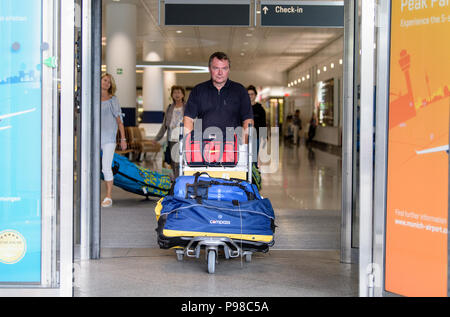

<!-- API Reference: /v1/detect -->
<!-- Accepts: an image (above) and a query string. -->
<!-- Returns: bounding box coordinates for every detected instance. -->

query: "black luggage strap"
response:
[189,172,255,201]
[186,172,211,203]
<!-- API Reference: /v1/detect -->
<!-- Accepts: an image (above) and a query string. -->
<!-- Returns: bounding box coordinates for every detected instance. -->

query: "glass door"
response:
[0,0,75,296]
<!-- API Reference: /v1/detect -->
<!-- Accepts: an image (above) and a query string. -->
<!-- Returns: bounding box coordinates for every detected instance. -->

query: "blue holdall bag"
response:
[171,172,262,203]
[102,153,172,198]
[155,195,276,251]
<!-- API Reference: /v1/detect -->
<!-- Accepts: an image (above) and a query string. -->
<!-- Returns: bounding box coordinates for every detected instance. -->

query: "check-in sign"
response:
[260,1,344,27]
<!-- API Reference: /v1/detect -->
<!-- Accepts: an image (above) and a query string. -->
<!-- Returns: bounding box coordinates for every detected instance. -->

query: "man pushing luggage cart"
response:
[154,51,275,273]
[155,123,275,273]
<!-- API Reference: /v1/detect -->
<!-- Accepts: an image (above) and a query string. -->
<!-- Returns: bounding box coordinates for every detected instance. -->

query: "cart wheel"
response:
[207,250,216,274]
[245,253,252,262]
[176,250,184,261]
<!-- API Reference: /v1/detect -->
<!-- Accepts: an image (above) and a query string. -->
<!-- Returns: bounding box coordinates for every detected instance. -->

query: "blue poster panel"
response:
[0,0,42,283]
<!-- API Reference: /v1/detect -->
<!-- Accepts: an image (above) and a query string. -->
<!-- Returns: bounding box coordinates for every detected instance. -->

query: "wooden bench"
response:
[115,126,161,161]
[115,127,135,159]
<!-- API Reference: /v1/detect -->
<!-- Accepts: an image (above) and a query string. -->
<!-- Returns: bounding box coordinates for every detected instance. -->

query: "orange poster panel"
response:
[385,0,450,297]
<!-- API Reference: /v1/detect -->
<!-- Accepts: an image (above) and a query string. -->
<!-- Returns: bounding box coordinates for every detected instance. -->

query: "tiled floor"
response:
[74,141,358,297]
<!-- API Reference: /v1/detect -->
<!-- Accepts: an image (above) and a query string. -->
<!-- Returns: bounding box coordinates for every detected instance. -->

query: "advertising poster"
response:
[0,1,42,282]
[385,0,450,296]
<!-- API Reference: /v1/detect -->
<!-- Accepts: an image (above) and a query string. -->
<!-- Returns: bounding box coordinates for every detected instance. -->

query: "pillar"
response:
[105,2,136,126]
[141,41,165,136]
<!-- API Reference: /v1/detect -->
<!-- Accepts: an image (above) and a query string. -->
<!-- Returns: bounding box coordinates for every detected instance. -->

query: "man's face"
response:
[209,57,230,87]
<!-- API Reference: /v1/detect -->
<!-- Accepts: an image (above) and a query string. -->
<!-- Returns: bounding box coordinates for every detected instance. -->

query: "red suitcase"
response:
[184,132,238,167]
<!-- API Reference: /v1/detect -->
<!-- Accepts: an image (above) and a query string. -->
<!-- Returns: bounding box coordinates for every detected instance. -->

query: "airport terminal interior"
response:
[1,0,449,298]
[73,0,356,297]
[74,143,356,296]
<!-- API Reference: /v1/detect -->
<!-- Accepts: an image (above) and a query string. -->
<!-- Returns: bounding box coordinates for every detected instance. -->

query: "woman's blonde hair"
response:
[102,73,117,96]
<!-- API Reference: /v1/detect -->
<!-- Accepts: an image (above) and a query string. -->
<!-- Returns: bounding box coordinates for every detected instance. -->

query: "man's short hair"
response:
[208,51,231,68]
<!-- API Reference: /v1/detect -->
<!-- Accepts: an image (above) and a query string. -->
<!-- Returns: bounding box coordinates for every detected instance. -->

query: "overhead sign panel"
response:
[164,0,250,26]
[260,1,344,27]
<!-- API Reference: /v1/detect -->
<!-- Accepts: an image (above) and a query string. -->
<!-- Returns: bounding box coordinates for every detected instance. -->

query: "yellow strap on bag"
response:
[155,197,164,221]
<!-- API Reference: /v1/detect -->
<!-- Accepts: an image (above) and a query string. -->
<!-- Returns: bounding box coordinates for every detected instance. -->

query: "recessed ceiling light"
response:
[136,64,209,73]
[245,33,253,37]
[176,30,183,34]
[331,63,335,68]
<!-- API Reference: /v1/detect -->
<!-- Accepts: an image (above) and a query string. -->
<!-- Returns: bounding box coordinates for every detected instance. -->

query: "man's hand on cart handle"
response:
[243,119,254,145]
[183,116,194,136]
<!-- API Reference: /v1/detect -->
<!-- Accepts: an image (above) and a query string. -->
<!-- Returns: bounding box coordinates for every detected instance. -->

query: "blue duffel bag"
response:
[155,195,276,251]
[172,172,262,203]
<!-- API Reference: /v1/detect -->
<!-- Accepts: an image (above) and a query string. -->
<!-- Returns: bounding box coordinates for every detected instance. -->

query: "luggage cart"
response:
[174,123,254,274]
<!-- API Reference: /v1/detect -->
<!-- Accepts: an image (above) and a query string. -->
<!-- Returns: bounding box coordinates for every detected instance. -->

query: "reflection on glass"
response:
[0,0,43,283]
[315,78,334,127]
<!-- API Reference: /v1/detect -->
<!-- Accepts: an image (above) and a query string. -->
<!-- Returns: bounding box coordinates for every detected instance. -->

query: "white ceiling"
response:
[102,0,344,74]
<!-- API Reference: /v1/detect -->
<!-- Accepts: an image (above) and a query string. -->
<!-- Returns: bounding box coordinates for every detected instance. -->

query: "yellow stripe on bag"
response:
[163,229,273,243]
[155,198,164,221]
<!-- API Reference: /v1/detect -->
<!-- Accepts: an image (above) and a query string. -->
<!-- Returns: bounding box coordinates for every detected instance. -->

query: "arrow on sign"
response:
[262,6,269,14]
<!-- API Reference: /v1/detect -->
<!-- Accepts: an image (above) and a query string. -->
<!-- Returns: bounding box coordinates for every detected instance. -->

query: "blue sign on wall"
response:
[0,0,42,283]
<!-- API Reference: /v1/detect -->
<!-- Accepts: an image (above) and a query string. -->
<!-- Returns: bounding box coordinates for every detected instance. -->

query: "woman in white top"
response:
[152,85,186,179]
[101,73,126,207]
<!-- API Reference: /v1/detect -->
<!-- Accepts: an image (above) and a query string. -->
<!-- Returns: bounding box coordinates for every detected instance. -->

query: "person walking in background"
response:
[152,85,186,179]
[100,73,126,208]
[284,115,294,145]
[307,113,317,145]
[292,109,302,145]
[247,85,266,165]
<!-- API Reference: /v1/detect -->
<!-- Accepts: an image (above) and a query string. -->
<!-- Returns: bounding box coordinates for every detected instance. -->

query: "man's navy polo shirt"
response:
[184,79,253,134]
